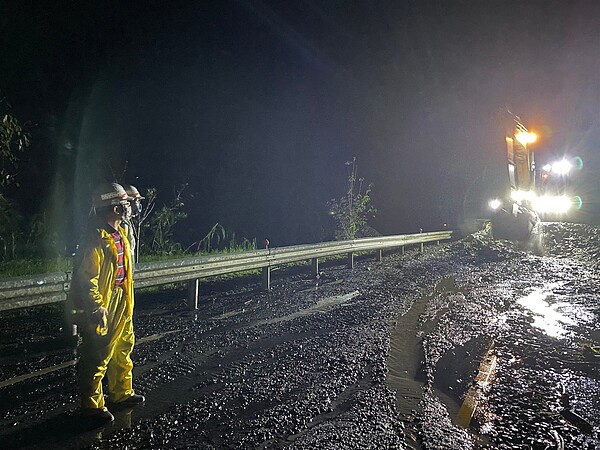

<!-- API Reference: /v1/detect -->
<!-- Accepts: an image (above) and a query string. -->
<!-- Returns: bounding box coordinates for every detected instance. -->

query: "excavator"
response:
[490,113,581,240]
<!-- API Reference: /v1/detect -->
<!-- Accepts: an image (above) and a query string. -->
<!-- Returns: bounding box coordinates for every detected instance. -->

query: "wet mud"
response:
[0,222,599,449]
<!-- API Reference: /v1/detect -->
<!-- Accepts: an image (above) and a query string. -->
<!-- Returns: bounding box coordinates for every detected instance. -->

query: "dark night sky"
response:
[2,0,600,248]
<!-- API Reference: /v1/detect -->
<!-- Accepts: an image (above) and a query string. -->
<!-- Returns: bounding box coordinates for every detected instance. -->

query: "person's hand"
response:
[93,307,108,336]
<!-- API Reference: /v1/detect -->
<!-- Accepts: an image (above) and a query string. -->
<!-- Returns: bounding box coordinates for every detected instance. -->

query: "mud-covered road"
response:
[1,222,599,449]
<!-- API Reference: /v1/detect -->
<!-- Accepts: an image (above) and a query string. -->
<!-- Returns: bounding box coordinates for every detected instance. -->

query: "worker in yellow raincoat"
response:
[70,182,145,427]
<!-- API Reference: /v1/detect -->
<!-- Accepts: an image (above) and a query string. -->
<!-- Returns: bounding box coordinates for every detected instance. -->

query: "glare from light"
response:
[511,190,536,203]
[542,164,552,172]
[515,131,537,145]
[517,285,574,338]
[551,159,572,175]
[532,195,572,214]
[489,199,502,210]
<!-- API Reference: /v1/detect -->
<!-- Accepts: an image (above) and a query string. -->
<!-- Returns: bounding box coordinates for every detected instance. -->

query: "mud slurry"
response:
[94,273,411,449]
[411,224,600,449]
[0,222,599,449]
[1,264,413,449]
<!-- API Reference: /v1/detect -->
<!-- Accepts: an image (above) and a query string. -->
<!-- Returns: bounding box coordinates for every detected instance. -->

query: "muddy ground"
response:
[0,222,598,449]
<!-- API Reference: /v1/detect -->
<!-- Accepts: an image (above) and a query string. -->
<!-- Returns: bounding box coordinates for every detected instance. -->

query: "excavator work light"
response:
[532,195,572,214]
[515,130,537,145]
[489,199,502,210]
[551,159,572,175]
[511,190,536,203]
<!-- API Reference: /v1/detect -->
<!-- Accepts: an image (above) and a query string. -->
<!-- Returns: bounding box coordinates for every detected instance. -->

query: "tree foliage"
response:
[327,157,377,240]
[0,99,31,260]
[189,222,226,253]
[186,222,257,254]
[138,185,188,256]
[0,99,30,189]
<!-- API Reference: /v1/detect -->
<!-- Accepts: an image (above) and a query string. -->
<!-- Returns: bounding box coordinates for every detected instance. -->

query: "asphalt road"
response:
[0,222,598,449]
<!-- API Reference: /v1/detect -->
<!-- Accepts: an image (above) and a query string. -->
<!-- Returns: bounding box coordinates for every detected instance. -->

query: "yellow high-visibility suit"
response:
[71,225,137,411]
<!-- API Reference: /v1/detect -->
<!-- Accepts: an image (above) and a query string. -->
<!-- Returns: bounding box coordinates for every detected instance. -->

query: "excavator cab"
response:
[490,113,581,240]
[490,115,539,240]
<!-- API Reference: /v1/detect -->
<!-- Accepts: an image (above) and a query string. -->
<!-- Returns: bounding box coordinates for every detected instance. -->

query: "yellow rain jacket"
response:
[76,225,134,317]
[71,224,137,410]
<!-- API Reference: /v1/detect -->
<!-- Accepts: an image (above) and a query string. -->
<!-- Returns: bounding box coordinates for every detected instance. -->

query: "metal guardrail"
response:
[0,230,452,311]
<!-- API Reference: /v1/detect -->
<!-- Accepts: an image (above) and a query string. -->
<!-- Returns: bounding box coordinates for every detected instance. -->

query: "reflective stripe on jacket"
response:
[75,225,134,317]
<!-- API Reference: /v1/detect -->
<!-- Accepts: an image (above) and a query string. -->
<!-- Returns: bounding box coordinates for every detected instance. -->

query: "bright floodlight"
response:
[515,130,537,145]
[551,159,572,175]
[511,190,536,203]
[532,195,571,214]
[489,199,502,210]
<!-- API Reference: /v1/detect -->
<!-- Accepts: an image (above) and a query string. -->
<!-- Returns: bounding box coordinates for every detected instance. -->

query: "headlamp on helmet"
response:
[122,184,145,217]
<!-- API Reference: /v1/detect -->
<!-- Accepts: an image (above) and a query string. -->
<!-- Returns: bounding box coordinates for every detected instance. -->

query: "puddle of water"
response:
[296,279,344,294]
[211,310,244,321]
[137,329,181,344]
[209,284,353,324]
[516,284,574,338]
[254,291,361,327]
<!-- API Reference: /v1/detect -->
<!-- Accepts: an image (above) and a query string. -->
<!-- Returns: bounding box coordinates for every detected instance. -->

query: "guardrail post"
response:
[347,252,354,269]
[439,224,447,245]
[402,245,405,255]
[420,228,424,253]
[262,267,271,291]
[376,249,383,262]
[311,258,319,277]
[187,279,200,309]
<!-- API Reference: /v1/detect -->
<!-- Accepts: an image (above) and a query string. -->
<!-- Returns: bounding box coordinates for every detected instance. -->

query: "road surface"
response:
[0,222,598,449]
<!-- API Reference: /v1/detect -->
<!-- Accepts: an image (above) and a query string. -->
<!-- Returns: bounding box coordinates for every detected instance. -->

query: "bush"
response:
[327,158,377,240]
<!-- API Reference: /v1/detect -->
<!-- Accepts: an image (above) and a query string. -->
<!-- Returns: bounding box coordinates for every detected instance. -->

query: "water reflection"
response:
[517,284,574,338]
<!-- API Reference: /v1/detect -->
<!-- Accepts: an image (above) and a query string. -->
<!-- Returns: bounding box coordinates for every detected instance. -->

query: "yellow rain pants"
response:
[71,225,137,410]
[78,286,136,409]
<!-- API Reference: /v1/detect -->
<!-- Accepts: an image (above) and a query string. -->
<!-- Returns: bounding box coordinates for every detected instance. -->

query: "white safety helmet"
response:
[122,184,145,218]
[92,182,134,209]
[122,184,145,200]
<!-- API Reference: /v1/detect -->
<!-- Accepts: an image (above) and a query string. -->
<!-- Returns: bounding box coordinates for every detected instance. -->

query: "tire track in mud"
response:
[385,276,478,449]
